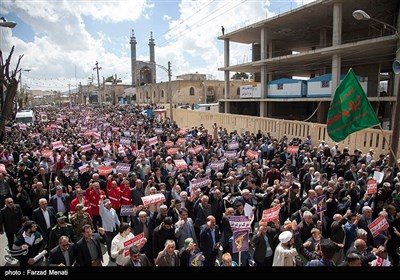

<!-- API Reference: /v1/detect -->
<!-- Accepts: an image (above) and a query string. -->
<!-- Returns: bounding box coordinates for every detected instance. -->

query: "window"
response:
[277,84,283,90]
[321,81,329,88]
[237,88,240,95]
[161,90,164,98]
[153,90,156,98]
[190,87,195,96]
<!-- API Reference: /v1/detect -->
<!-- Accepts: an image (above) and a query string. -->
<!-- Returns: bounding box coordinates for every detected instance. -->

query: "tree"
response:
[0,46,23,141]
[231,72,249,80]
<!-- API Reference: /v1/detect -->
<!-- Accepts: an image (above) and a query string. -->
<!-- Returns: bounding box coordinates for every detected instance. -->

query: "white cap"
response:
[278,231,293,243]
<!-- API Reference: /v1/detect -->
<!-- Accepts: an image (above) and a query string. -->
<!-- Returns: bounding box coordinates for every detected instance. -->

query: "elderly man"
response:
[32,198,56,242]
[49,186,70,220]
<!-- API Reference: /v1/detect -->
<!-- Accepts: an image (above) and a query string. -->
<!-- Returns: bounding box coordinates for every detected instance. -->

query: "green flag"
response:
[327,69,379,142]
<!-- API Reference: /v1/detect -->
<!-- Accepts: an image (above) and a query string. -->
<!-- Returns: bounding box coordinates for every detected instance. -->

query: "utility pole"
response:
[93,61,102,105]
[168,61,173,122]
[68,83,71,108]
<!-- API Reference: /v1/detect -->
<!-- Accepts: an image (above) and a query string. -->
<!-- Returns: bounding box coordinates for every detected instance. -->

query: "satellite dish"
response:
[392,60,400,74]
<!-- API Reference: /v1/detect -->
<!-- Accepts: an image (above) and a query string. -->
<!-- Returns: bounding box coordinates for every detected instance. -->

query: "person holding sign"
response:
[110,223,136,266]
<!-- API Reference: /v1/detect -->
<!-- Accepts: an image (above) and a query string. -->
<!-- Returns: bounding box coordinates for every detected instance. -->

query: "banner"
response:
[280,173,293,188]
[120,205,136,216]
[367,179,378,194]
[210,160,225,171]
[187,147,196,155]
[232,230,249,253]
[41,150,53,158]
[164,141,174,148]
[78,164,88,174]
[148,136,158,146]
[261,205,281,222]
[246,150,258,161]
[123,233,145,256]
[174,159,188,170]
[287,146,299,154]
[368,216,389,238]
[120,137,131,146]
[52,141,63,149]
[194,145,203,154]
[80,144,92,152]
[191,177,210,189]
[167,148,179,155]
[224,150,237,159]
[316,195,327,213]
[98,166,113,176]
[116,163,131,174]
[176,138,186,145]
[228,142,239,150]
[141,193,166,206]
[228,216,252,232]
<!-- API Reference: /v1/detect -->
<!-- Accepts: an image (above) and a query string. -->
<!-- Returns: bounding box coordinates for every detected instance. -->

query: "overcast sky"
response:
[0,0,312,92]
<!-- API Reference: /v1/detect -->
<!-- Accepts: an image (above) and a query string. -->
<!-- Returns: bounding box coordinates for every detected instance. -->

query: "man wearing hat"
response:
[272,231,298,266]
[48,212,75,250]
[70,204,92,240]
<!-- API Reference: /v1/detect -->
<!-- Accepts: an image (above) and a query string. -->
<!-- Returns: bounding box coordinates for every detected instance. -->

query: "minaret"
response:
[130,29,137,86]
[149,32,156,83]
[149,31,155,63]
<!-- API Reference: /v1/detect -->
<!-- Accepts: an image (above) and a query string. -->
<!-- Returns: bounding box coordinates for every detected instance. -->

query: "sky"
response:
[0,0,313,92]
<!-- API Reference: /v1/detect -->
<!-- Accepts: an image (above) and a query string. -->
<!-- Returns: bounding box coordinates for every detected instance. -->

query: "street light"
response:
[353,9,400,166]
[0,17,16,28]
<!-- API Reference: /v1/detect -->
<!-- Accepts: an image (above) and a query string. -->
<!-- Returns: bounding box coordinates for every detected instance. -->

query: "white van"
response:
[15,110,35,124]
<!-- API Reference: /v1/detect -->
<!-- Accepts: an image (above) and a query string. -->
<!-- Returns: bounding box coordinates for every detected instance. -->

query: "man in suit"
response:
[199,215,220,267]
[0,197,23,249]
[76,224,107,266]
[48,235,77,266]
[251,220,280,266]
[174,207,197,249]
[124,244,151,267]
[31,198,56,242]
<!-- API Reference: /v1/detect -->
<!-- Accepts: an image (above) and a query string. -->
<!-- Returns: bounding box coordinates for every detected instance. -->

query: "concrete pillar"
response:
[320,28,327,48]
[260,28,269,98]
[364,64,380,97]
[316,102,329,123]
[331,1,342,93]
[260,101,268,117]
[224,38,230,113]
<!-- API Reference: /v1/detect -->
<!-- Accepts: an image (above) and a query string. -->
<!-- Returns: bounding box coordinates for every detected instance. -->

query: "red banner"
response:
[167,148,179,155]
[98,166,113,176]
[246,150,258,161]
[368,216,389,238]
[123,233,145,256]
[367,179,377,194]
[41,150,53,158]
[174,159,188,170]
[164,141,174,147]
[261,205,281,222]
[141,193,166,207]
[287,146,299,154]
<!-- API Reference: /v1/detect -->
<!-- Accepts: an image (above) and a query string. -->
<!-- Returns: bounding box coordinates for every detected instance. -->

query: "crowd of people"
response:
[0,104,399,267]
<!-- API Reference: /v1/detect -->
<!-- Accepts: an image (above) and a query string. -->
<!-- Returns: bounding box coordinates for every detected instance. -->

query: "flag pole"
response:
[378,124,398,167]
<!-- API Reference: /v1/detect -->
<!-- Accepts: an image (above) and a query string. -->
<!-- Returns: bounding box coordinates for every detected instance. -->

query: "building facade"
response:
[218,0,399,129]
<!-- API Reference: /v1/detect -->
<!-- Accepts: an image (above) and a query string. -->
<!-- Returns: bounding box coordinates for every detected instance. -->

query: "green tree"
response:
[0,46,23,141]
[231,72,249,80]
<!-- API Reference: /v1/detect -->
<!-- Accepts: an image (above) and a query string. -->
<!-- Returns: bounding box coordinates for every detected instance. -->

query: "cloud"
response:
[1,0,311,91]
